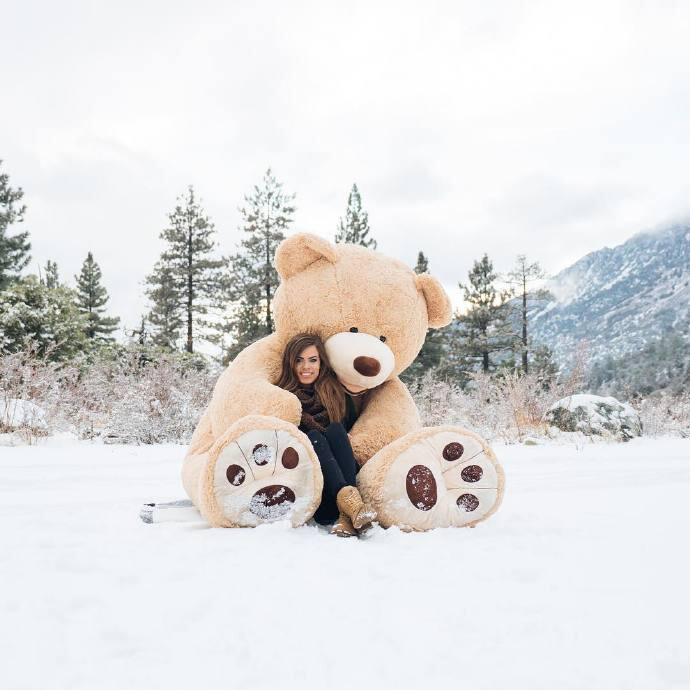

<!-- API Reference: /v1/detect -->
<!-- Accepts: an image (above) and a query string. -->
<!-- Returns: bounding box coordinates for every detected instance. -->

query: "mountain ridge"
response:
[531,223,690,369]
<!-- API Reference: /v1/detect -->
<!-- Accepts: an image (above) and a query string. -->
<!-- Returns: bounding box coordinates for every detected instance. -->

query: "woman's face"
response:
[294,345,320,385]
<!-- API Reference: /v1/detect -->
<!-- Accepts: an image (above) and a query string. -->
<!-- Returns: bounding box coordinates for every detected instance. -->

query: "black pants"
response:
[307,422,358,525]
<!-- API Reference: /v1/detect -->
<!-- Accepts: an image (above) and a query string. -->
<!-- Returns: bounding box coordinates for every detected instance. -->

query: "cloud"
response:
[491,174,631,231]
[372,162,448,204]
[2,0,690,344]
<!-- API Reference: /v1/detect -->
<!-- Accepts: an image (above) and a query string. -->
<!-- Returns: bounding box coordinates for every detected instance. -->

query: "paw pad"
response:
[405,465,438,511]
[460,465,482,482]
[249,485,296,520]
[252,443,271,466]
[442,442,464,461]
[281,447,299,469]
[457,493,480,512]
[226,465,246,486]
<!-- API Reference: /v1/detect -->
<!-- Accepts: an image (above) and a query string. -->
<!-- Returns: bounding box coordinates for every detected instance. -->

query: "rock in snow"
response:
[0,398,48,431]
[544,393,642,441]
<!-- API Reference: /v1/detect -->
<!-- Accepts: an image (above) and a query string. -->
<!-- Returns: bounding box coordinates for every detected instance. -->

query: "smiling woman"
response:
[275,333,344,426]
[295,344,320,385]
[275,332,377,537]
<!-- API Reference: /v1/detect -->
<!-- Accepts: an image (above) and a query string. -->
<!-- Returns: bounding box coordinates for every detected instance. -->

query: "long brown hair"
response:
[276,333,346,425]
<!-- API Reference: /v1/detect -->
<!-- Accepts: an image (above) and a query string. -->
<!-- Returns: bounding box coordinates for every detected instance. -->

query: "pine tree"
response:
[457,254,513,373]
[0,276,87,359]
[226,169,296,359]
[148,186,224,353]
[215,260,264,363]
[128,315,150,346]
[403,251,446,381]
[435,318,483,388]
[504,255,550,374]
[74,252,120,341]
[414,251,429,274]
[532,344,559,390]
[0,160,30,290]
[145,260,183,349]
[335,183,376,249]
[44,260,59,288]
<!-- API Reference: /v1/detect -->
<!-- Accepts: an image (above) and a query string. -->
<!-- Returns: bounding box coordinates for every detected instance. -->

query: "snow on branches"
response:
[0,342,219,444]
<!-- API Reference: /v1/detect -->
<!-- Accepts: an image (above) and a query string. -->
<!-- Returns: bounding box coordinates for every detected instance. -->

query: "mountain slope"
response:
[531,224,690,369]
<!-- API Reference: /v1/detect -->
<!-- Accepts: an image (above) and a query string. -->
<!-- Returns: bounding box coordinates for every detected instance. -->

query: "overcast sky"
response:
[2,0,689,338]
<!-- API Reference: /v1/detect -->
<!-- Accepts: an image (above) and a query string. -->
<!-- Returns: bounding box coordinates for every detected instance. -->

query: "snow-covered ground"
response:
[1,435,689,690]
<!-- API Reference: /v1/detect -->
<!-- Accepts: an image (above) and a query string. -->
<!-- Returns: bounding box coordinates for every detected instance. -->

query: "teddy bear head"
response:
[273,233,452,389]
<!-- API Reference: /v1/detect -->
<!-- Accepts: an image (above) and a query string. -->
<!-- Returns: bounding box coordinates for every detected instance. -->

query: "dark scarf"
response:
[295,386,330,434]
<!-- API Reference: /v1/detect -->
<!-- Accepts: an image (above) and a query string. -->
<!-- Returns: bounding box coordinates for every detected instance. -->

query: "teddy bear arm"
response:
[349,378,421,465]
[210,380,301,434]
[207,337,302,436]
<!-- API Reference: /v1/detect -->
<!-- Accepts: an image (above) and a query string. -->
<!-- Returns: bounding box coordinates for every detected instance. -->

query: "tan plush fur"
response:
[182,232,504,530]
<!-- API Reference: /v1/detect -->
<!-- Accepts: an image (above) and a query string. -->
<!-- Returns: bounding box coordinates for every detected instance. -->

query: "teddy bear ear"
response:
[415,274,453,328]
[275,233,338,279]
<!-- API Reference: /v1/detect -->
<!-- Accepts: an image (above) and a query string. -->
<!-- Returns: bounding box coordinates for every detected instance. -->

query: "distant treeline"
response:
[3,157,685,398]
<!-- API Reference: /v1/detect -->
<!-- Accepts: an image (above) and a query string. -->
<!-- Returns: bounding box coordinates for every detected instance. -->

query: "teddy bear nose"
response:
[353,356,381,377]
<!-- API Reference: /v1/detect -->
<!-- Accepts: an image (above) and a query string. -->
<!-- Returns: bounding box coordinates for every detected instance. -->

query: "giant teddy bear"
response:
[182,233,504,531]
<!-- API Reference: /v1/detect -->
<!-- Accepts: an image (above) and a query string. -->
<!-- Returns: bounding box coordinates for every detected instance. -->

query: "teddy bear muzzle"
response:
[324,331,395,389]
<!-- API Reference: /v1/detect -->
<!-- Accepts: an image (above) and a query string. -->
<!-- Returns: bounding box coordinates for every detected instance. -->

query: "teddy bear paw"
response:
[358,427,504,531]
[204,416,323,527]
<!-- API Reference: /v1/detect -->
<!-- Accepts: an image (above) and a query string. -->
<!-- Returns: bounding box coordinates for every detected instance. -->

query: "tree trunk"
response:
[186,226,193,353]
[265,219,272,333]
[522,274,528,374]
[88,287,93,339]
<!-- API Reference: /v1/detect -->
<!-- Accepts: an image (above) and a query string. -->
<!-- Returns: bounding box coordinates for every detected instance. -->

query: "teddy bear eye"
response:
[350,327,359,333]
[379,335,387,342]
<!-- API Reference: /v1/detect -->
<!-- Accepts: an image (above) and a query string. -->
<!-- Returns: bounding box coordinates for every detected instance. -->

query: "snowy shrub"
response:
[1,398,49,444]
[0,342,69,442]
[95,348,219,444]
[5,339,687,446]
[633,391,690,438]
[0,341,220,444]
[409,372,471,428]
[409,369,576,443]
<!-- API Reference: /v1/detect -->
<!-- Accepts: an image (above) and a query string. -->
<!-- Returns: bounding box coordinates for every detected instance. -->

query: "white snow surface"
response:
[1,435,689,690]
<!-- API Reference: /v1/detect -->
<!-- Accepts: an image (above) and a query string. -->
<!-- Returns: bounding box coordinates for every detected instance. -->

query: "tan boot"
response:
[330,513,357,538]
[336,486,377,530]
